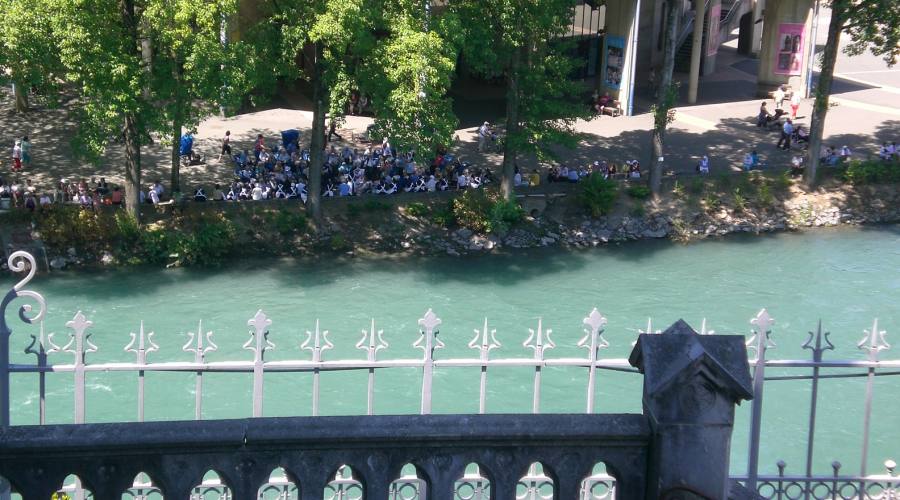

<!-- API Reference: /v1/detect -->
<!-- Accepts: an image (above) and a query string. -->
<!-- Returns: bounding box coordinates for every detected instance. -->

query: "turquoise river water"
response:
[2,226,899,476]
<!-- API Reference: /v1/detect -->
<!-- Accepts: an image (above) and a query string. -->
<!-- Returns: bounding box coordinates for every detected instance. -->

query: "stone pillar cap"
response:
[628,319,753,402]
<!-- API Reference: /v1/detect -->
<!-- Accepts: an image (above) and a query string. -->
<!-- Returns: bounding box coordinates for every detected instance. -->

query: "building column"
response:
[688,0,706,104]
[601,0,639,115]
[756,0,814,97]
[751,0,765,55]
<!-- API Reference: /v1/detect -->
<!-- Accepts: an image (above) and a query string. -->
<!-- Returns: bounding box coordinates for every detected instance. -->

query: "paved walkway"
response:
[1,15,897,194]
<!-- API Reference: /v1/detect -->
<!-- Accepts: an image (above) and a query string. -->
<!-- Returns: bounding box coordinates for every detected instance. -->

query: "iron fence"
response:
[1,250,898,499]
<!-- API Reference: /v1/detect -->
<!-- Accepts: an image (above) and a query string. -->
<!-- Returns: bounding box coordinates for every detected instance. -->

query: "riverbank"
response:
[2,168,898,271]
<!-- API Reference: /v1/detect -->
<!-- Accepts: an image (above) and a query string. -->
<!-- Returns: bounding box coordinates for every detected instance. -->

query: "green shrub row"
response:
[842,159,900,185]
[451,189,524,233]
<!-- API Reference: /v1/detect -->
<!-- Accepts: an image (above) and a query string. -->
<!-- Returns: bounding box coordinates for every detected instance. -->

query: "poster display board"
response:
[774,23,805,75]
[603,36,625,90]
[707,4,722,56]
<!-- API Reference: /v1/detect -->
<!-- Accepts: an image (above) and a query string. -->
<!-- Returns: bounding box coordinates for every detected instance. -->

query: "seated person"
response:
[697,155,710,175]
[790,155,805,176]
[594,92,621,116]
[840,145,852,161]
[111,187,123,205]
[880,143,893,160]
[194,186,207,202]
[212,184,225,201]
[820,146,839,166]
[794,126,810,148]
[567,166,580,183]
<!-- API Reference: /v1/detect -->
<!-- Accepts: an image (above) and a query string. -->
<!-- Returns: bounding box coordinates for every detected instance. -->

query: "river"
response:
[3,226,899,476]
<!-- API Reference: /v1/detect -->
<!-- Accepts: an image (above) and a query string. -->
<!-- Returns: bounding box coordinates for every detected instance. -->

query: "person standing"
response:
[789,93,801,119]
[477,122,490,152]
[773,85,786,110]
[20,136,31,169]
[11,140,22,172]
[777,119,794,150]
[219,130,231,160]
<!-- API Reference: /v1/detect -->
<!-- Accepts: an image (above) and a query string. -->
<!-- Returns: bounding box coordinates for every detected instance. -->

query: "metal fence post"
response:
[747,309,775,493]
[578,309,608,414]
[858,319,889,484]
[183,320,217,420]
[302,319,332,417]
[468,318,500,414]
[802,321,833,487]
[24,322,49,425]
[52,312,96,424]
[524,318,554,414]
[415,309,442,415]
[245,310,274,418]
[125,322,158,422]
[357,319,388,416]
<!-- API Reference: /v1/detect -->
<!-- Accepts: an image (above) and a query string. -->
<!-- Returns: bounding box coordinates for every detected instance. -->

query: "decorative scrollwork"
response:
[1,251,46,334]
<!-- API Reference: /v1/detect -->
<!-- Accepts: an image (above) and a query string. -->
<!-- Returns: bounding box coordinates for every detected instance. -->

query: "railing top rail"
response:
[0,413,650,456]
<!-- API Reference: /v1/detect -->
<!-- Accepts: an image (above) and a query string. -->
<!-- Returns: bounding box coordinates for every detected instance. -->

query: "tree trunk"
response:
[805,3,844,187]
[649,0,681,197]
[500,44,523,202]
[307,43,326,225]
[124,114,142,222]
[12,82,28,113]
[171,110,182,195]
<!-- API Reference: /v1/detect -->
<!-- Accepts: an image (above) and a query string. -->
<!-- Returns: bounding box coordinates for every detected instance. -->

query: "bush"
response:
[139,226,173,264]
[273,211,308,236]
[688,177,705,195]
[173,214,236,266]
[757,184,774,207]
[452,189,496,233]
[672,180,686,199]
[576,174,618,217]
[626,184,652,199]
[488,198,524,233]
[842,159,900,185]
[732,188,747,213]
[431,203,456,227]
[38,207,106,251]
[406,202,429,217]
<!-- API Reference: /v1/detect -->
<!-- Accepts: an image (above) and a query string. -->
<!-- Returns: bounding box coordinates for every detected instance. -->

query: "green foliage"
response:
[406,202,429,217]
[451,189,521,233]
[173,214,236,266]
[671,180,686,199]
[430,203,456,227]
[703,192,721,211]
[757,183,775,208]
[273,211,309,236]
[651,83,679,130]
[842,159,900,184]
[576,174,618,217]
[732,188,747,213]
[38,208,107,251]
[689,177,706,195]
[139,226,174,264]
[329,234,349,251]
[626,184,652,199]
[630,204,646,217]
[488,198,524,233]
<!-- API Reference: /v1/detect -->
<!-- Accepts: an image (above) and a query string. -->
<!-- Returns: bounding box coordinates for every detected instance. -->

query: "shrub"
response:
[576,174,618,217]
[140,227,171,263]
[757,184,774,207]
[732,188,747,213]
[174,214,236,266]
[452,189,496,233]
[406,202,429,217]
[626,184,652,199]
[488,198,524,233]
[672,180,686,199]
[703,192,721,211]
[688,177,705,195]
[842,159,900,185]
[363,199,392,212]
[38,207,103,251]
[114,211,141,247]
[431,203,456,227]
[273,211,308,236]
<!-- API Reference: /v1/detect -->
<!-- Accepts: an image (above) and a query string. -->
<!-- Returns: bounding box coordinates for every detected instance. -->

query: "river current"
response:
[3,226,899,475]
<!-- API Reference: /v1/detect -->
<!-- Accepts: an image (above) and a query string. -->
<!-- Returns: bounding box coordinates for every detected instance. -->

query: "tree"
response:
[47,0,150,220]
[453,0,589,201]
[805,0,900,186]
[0,0,64,111]
[359,0,462,161]
[649,0,682,197]
[144,0,257,194]
[250,0,373,224]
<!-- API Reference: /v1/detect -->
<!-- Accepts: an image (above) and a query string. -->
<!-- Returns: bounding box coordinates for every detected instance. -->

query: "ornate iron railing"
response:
[1,251,898,499]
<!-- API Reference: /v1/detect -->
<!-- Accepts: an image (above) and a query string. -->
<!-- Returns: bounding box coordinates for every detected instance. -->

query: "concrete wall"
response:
[602,0,640,113]
[756,0,814,96]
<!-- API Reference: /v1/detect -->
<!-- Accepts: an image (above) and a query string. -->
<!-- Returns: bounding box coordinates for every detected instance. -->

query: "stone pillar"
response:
[602,0,639,115]
[629,320,754,499]
[688,0,706,104]
[751,0,765,55]
[702,0,722,76]
[756,0,814,97]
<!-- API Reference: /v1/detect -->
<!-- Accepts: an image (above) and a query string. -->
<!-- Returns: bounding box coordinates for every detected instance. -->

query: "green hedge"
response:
[842,159,900,185]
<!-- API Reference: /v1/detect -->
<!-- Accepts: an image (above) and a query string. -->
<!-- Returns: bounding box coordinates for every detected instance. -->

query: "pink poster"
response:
[774,23,805,75]
[707,4,721,57]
